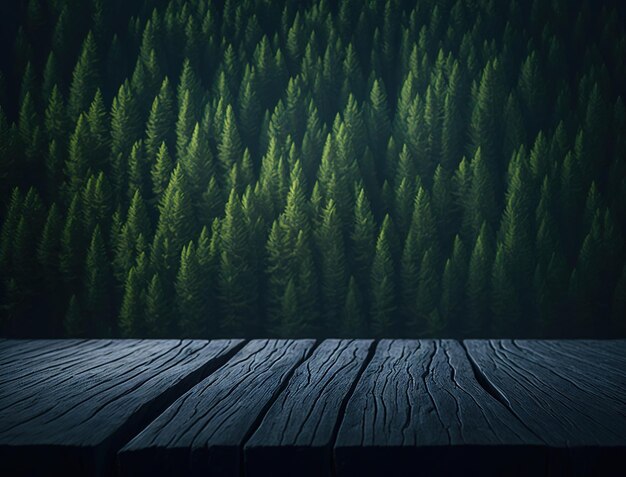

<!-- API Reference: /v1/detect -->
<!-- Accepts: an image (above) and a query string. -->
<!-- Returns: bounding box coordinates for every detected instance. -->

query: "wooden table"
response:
[0,339,624,476]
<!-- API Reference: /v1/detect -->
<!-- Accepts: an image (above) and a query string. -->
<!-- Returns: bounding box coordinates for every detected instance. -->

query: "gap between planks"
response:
[238,339,378,477]
[328,340,377,477]
[114,339,249,456]
[458,340,547,445]
[236,339,322,477]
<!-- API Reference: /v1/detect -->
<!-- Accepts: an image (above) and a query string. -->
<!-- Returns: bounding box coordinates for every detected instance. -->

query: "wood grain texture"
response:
[244,339,373,477]
[118,339,315,477]
[2,339,625,476]
[334,340,545,476]
[0,339,243,476]
[464,339,626,475]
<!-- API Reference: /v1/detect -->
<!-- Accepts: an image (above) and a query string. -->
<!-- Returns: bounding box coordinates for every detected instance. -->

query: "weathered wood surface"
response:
[465,339,626,475]
[0,339,624,476]
[334,340,546,476]
[244,339,373,477]
[0,339,243,476]
[118,339,315,477]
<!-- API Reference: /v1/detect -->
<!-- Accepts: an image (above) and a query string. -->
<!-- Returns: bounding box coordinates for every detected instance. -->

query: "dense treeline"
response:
[0,0,625,338]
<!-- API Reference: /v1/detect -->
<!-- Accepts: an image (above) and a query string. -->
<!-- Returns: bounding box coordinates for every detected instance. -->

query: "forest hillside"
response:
[0,0,625,338]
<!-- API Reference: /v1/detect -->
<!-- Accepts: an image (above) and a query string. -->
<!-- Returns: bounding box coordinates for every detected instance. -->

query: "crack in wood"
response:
[239,339,319,477]
[2,339,626,476]
[459,340,546,445]
[329,340,376,477]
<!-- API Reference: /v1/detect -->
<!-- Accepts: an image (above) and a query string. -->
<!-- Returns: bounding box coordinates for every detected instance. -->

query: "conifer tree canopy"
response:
[0,0,625,339]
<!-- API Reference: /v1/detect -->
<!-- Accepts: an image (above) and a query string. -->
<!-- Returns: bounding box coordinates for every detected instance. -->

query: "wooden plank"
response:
[538,340,626,378]
[0,339,243,477]
[334,340,544,476]
[514,341,626,405]
[0,340,122,386]
[244,339,373,477]
[118,339,315,477]
[464,339,626,475]
[0,339,88,365]
[0,341,171,404]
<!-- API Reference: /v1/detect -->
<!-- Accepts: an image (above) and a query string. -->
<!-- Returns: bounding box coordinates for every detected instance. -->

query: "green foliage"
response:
[370,215,396,337]
[466,224,494,336]
[84,226,112,336]
[218,189,258,336]
[318,200,348,334]
[68,32,99,121]
[217,105,244,176]
[176,242,209,337]
[146,78,176,161]
[1,0,626,339]
[119,260,146,337]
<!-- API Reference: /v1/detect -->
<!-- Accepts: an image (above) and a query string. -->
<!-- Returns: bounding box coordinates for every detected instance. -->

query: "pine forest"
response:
[0,0,625,339]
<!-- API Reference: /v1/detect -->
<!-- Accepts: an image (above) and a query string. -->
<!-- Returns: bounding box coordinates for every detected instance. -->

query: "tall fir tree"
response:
[219,189,258,336]
[68,32,99,121]
[317,199,348,335]
[84,226,112,336]
[370,215,396,337]
[176,242,209,337]
[466,223,494,336]
[145,77,176,161]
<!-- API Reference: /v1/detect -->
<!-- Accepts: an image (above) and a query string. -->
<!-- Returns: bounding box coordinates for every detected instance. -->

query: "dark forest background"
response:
[0,0,625,339]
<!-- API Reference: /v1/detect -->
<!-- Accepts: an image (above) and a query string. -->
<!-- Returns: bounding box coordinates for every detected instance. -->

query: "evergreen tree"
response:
[466,223,494,336]
[238,66,262,152]
[64,295,84,337]
[68,32,99,121]
[219,189,257,336]
[469,60,504,182]
[366,79,391,162]
[59,193,83,289]
[466,147,498,240]
[370,215,396,337]
[82,172,112,235]
[0,189,24,275]
[37,203,63,298]
[175,89,196,161]
[86,89,110,171]
[412,248,441,336]
[151,142,174,200]
[156,165,195,254]
[145,272,172,337]
[176,242,208,337]
[110,82,140,195]
[177,58,203,117]
[217,104,244,176]
[127,140,149,199]
[318,199,348,335]
[442,61,467,171]
[266,219,289,335]
[119,264,146,337]
[490,242,521,336]
[341,276,366,337]
[42,51,60,103]
[181,123,214,202]
[84,226,112,336]
[65,114,92,196]
[440,235,468,334]
[146,77,176,161]
[351,186,376,294]
[283,230,319,337]
[44,86,67,147]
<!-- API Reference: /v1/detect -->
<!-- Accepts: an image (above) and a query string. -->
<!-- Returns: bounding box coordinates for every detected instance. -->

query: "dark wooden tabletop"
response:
[0,339,624,476]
